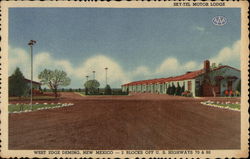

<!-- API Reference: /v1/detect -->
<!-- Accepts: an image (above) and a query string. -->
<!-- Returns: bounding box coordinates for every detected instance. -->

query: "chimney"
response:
[204,60,210,73]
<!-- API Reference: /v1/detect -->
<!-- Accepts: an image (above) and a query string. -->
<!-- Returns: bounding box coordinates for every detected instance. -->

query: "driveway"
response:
[9,92,240,149]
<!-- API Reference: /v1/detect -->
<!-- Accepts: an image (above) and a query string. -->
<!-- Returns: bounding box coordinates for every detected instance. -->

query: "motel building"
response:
[24,78,42,90]
[121,60,240,97]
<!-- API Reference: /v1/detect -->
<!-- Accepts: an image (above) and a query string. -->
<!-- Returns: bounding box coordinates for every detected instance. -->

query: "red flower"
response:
[225,90,229,95]
[229,90,233,95]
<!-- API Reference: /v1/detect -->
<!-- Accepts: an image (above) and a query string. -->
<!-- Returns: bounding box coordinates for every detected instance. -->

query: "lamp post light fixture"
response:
[105,67,108,86]
[28,40,36,110]
[92,71,96,80]
[86,75,89,81]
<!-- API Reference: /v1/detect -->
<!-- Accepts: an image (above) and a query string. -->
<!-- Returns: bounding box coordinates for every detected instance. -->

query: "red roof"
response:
[8,76,42,85]
[169,69,204,81]
[24,78,41,85]
[122,65,240,86]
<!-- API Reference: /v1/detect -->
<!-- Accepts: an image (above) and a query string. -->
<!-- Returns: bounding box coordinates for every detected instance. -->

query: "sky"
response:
[9,8,241,88]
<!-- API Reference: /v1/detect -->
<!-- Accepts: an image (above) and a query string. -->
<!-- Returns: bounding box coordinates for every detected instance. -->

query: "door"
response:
[228,81,233,91]
[215,80,221,96]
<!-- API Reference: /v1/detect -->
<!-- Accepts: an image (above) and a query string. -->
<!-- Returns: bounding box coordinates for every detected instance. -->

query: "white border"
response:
[0,1,249,158]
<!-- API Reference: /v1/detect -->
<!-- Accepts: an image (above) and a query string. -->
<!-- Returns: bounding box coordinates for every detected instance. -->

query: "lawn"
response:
[9,96,56,101]
[214,103,240,110]
[8,103,73,113]
[77,92,128,96]
[202,101,240,110]
[75,92,86,96]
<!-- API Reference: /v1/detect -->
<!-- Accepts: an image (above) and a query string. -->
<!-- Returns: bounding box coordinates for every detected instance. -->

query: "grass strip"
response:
[9,103,62,113]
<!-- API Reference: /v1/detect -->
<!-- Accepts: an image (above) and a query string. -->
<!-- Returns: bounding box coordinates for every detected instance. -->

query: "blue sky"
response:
[9,8,241,88]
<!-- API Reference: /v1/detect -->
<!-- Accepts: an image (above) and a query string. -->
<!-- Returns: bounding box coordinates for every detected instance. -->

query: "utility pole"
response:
[105,67,108,86]
[28,40,36,110]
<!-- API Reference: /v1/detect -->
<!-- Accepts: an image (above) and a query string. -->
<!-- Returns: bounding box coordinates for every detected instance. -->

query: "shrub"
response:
[235,90,240,97]
[32,89,43,95]
[175,82,181,96]
[84,80,100,95]
[43,88,47,92]
[181,84,185,94]
[85,88,88,95]
[104,85,112,95]
[166,86,170,94]
[182,91,192,97]
[171,83,176,95]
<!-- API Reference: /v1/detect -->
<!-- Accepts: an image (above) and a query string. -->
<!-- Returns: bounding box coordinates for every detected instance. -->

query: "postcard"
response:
[0,1,249,158]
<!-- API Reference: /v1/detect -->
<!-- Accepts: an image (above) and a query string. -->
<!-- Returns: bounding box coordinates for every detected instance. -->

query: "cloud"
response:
[126,40,240,81]
[8,47,129,88]
[9,47,30,78]
[155,57,199,76]
[209,40,240,68]
[129,66,151,80]
[9,40,240,88]
[75,55,130,86]
[156,57,178,74]
[7,47,201,88]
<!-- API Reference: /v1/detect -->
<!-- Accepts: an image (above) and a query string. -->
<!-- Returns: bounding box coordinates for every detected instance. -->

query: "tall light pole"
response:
[92,71,96,80]
[85,75,89,95]
[28,40,36,110]
[105,67,108,86]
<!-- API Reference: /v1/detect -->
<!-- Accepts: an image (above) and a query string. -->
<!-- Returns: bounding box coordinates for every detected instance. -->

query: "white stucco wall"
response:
[193,67,240,96]
[213,67,240,96]
[121,66,240,97]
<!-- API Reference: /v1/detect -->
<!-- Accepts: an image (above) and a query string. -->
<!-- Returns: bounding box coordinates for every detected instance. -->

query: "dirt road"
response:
[9,92,240,150]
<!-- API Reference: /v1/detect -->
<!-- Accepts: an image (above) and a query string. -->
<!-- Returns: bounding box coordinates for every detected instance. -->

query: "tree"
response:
[171,83,176,95]
[181,84,185,94]
[39,85,42,91]
[84,80,100,95]
[104,84,112,95]
[43,87,47,92]
[85,87,89,95]
[175,82,181,96]
[9,67,29,97]
[166,85,171,94]
[38,69,71,98]
[204,67,229,97]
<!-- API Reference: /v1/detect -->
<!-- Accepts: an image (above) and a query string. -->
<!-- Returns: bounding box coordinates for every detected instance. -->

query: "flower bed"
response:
[8,102,74,113]
[224,90,241,97]
[201,100,240,111]
[181,91,193,97]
